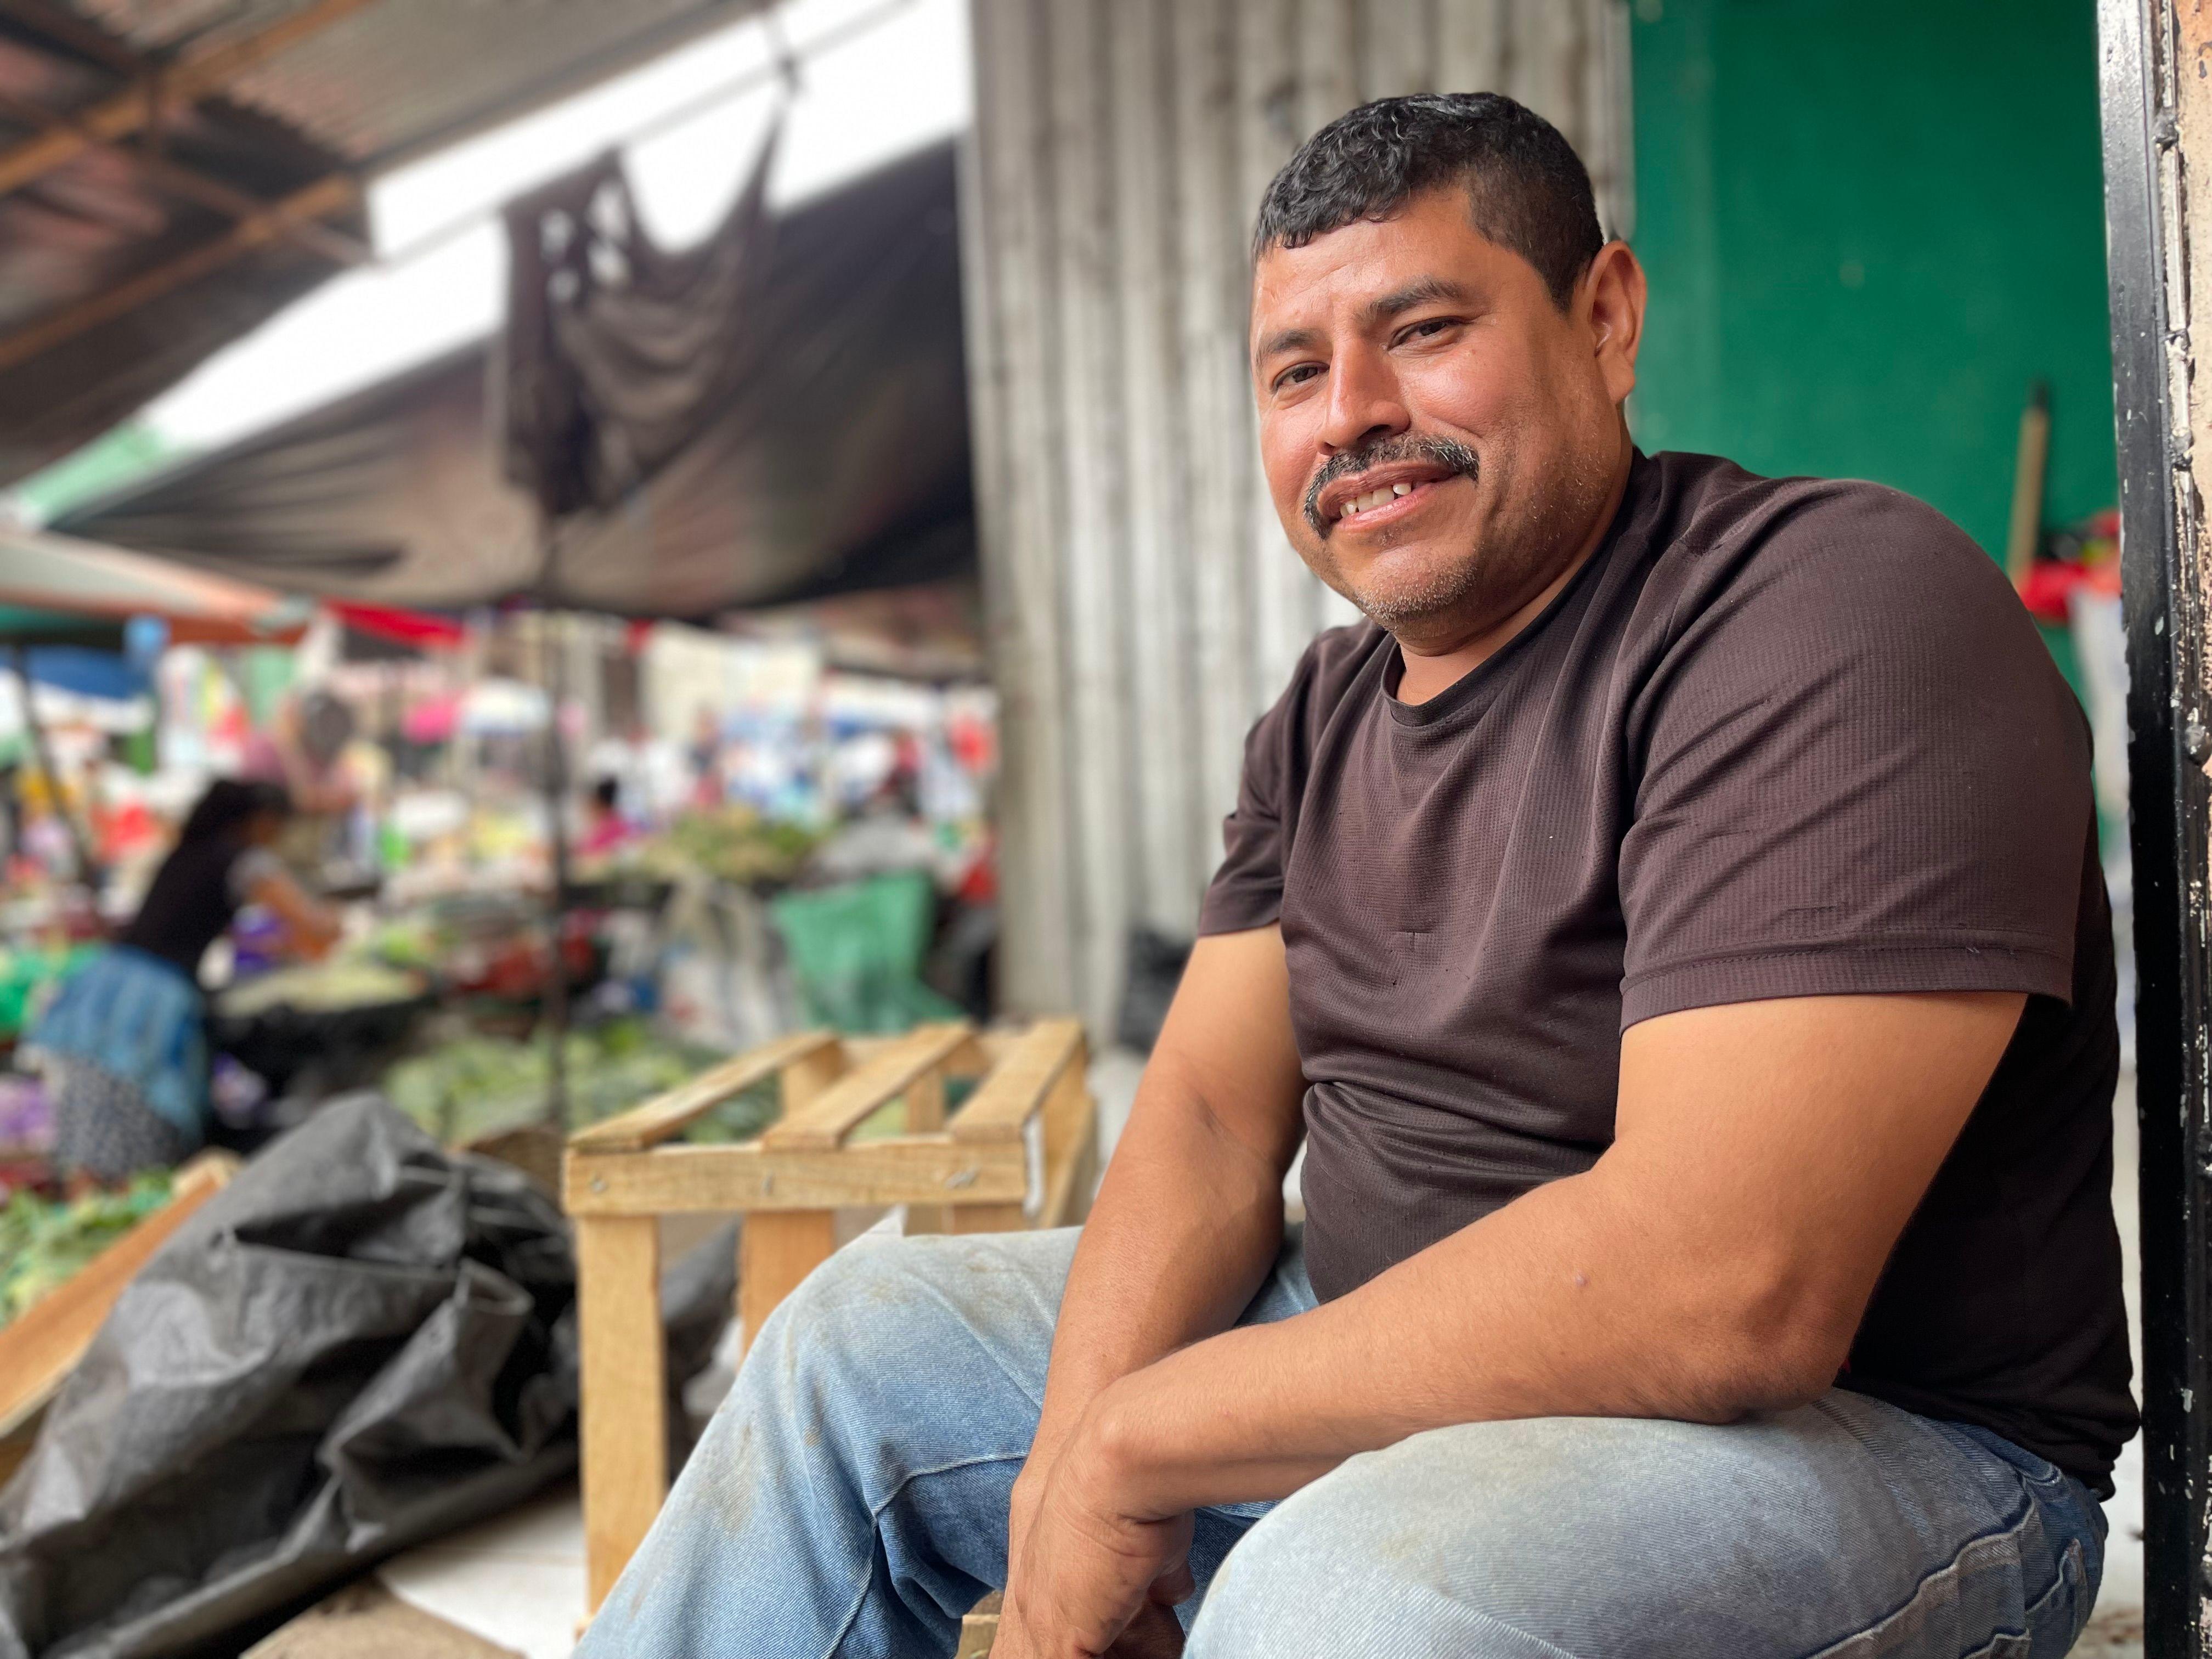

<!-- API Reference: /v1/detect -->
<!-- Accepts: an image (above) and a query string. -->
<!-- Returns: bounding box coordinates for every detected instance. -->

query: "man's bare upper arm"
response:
[1141,926,1307,1180]
[1607,991,2026,1362]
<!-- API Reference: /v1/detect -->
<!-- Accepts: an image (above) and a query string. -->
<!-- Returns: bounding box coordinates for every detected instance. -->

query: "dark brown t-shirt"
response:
[1199,449,2137,1491]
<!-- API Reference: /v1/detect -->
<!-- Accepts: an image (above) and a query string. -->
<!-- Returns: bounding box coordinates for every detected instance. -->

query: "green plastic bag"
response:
[769,872,964,1034]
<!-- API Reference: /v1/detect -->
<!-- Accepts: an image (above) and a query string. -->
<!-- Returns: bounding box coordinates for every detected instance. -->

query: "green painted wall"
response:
[1627,0,2115,557]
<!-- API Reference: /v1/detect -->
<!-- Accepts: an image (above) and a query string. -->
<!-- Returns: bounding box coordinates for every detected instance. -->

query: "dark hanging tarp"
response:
[0,1094,735,1659]
[58,141,973,617]
[498,125,777,518]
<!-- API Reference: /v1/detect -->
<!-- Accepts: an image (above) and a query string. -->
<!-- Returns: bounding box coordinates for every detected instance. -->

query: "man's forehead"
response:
[1250,200,1515,338]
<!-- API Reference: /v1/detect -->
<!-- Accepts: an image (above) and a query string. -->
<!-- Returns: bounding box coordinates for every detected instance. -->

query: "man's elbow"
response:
[1669,1289,1856,1421]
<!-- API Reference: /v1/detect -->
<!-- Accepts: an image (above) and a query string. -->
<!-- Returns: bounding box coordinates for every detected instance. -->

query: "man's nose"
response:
[1319,345,1410,454]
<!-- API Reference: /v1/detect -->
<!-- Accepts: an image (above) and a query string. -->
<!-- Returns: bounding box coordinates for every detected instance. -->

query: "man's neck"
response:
[1393,449,1634,708]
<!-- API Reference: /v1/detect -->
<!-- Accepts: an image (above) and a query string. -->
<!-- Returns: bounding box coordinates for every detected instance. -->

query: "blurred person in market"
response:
[687,704,726,808]
[579,776,635,860]
[242,687,359,817]
[25,778,338,1191]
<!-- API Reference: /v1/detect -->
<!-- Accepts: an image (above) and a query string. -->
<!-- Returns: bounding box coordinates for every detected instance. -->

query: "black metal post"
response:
[2101,0,2208,1650]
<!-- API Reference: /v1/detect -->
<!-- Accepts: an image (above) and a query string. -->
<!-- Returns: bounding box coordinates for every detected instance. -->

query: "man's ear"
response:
[1582,241,1646,406]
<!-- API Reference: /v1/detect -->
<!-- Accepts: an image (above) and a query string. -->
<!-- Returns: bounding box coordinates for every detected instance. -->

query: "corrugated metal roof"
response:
[63,0,773,168]
[0,0,773,486]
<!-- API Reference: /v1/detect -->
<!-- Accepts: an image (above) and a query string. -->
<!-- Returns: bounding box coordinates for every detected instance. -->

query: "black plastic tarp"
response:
[0,1094,733,1659]
[58,141,973,617]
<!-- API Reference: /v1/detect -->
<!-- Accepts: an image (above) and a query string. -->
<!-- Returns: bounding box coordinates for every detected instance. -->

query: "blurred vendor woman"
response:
[27,779,338,1185]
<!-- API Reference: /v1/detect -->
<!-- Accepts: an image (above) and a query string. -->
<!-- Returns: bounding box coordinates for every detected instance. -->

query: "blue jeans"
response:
[579,1226,2107,1657]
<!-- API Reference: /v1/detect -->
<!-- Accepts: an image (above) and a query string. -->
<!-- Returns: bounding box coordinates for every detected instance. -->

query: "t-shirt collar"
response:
[1379,448,1652,729]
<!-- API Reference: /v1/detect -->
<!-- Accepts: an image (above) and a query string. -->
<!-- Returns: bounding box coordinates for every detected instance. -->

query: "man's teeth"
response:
[1339,481,1418,520]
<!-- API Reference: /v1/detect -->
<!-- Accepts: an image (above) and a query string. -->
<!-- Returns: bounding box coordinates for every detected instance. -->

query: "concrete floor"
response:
[375,1054,2153,1655]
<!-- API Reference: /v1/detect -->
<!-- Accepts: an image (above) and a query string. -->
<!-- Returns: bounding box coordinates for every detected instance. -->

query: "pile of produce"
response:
[382,1018,769,1144]
[631,806,820,888]
[215,962,427,1019]
[0,1172,171,1328]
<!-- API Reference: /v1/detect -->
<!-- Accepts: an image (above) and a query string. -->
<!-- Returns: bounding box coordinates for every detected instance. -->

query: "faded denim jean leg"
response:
[576,1225,2107,1659]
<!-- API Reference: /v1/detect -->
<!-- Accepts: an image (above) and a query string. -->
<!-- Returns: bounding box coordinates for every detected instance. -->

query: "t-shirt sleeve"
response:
[1197,656,1315,936]
[1617,486,2090,1028]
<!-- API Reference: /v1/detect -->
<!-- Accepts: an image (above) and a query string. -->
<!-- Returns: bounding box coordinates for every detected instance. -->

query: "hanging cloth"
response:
[496,118,782,519]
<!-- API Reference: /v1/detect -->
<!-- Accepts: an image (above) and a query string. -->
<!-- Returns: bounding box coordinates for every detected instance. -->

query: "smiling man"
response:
[580,94,2134,1658]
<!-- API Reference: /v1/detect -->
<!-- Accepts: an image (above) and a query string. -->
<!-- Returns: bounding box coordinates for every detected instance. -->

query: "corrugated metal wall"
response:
[961,0,1634,1034]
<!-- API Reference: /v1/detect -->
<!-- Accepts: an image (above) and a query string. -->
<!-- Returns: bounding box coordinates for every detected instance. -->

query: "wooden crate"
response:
[0,1150,241,1484]
[563,1019,1097,1611]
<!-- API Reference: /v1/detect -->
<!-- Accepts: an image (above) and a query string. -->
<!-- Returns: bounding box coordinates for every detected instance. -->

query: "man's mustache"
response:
[1304,434,1480,538]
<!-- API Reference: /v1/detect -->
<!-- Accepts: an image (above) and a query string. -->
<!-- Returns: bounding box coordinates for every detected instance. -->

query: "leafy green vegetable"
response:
[0,1172,172,1328]
[382,1019,744,1143]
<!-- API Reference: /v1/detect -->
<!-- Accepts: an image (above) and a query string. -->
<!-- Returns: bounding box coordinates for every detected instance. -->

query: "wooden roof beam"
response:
[0,88,370,266]
[0,0,150,77]
[0,168,358,373]
[0,0,383,198]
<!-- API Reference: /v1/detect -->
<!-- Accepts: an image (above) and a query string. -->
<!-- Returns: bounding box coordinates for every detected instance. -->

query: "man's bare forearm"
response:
[1028,1057,1294,1468]
[1053,992,2027,1526]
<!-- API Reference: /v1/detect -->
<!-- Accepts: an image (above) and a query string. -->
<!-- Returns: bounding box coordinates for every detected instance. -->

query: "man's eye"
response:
[1274,364,1323,391]
[1401,318,1455,343]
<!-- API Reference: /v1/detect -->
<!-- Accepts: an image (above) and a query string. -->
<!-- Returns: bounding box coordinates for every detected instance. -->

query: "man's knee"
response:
[744,1227,1076,1412]
[1188,1434,1535,1659]
[1188,1416,1717,1659]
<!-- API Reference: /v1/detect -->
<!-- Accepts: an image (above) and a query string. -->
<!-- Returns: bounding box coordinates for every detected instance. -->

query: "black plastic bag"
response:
[0,1094,727,1658]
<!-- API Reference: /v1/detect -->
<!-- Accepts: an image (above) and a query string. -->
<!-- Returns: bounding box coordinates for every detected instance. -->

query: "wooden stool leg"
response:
[905,1069,950,1235]
[947,1203,1028,1234]
[578,1214,665,1612]
[739,1210,838,1353]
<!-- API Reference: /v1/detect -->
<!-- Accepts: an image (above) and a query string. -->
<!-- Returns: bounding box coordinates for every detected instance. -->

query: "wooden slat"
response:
[737,1210,838,1355]
[957,1593,1003,1658]
[949,1018,1084,1142]
[947,1202,1028,1235]
[569,1030,840,1152]
[763,1024,975,1150]
[1038,1061,1099,1229]
[0,0,383,198]
[565,1137,1029,1216]
[904,1066,951,1234]
[578,1214,664,1611]
[0,1150,238,1441]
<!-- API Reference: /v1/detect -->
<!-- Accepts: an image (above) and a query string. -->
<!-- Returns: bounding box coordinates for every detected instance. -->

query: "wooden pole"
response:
[2004,380,2051,588]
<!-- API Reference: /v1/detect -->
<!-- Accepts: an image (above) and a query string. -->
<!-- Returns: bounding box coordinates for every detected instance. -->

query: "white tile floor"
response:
[377,1481,591,1659]
[377,1056,2152,1655]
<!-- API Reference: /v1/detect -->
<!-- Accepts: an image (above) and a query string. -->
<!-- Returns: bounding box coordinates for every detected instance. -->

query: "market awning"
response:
[0,524,308,645]
[58,140,973,617]
[0,0,775,486]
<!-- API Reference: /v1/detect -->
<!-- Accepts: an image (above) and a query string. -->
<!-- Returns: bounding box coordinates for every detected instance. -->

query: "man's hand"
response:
[998,1413,1195,1658]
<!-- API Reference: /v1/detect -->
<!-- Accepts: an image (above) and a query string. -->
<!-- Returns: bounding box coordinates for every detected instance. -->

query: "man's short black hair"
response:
[1252,93,1605,308]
